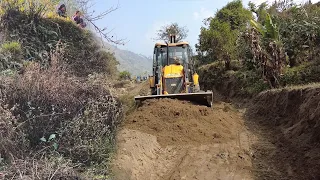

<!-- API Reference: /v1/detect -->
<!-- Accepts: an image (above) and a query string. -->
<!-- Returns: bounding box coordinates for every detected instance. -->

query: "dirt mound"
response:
[112,99,254,180]
[246,85,320,179]
[123,98,243,147]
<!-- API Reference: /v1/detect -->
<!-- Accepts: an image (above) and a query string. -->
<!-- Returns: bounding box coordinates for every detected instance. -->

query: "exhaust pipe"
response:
[169,34,176,43]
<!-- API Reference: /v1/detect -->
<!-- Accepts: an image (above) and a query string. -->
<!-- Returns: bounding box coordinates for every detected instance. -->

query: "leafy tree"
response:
[155,22,188,42]
[119,70,131,80]
[198,19,237,69]
[215,0,252,31]
[197,0,320,92]
[248,1,268,24]
[249,0,320,67]
[275,1,320,66]
[196,0,252,68]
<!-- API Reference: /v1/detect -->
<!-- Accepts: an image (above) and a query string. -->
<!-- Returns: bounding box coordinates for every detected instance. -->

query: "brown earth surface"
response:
[123,99,244,147]
[246,85,320,180]
[111,99,256,180]
[111,82,320,180]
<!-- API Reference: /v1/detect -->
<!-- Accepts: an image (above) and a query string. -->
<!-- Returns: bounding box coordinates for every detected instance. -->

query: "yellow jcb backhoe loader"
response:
[134,35,213,107]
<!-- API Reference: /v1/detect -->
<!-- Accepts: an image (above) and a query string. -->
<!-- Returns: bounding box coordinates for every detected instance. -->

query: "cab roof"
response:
[154,41,189,47]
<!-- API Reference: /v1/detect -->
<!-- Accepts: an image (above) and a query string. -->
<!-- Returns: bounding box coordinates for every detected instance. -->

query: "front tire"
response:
[151,88,157,95]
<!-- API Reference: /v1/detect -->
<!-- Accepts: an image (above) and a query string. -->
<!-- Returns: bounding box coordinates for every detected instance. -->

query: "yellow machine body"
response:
[135,35,213,107]
[149,76,155,88]
[192,73,199,85]
[163,64,184,78]
[162,64,184,95]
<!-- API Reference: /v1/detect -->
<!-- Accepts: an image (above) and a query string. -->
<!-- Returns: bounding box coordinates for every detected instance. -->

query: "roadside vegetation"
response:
[195,0,320,98]
[1,0,320,179]
[0,0,125,179]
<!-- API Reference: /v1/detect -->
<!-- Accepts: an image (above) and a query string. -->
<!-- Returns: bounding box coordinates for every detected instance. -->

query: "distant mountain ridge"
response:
[90,32,152,76]
[102,42,152,76]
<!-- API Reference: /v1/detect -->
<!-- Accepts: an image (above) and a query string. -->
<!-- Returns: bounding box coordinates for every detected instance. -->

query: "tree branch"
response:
[71,0,128,46]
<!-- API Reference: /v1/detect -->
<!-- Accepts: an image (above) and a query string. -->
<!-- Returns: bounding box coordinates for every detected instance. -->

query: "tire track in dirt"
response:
[111,99,256,180]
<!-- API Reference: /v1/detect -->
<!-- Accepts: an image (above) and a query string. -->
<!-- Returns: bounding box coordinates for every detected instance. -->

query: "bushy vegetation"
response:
[0,0,124,179]
[155,22,189,42]
[0,52,123,179]
[0,0,119,77]
[196,0,320,97]
[119,70,131,80]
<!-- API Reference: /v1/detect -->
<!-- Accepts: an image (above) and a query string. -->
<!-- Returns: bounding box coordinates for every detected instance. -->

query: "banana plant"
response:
[250,13,280,42]
[248,13,285,88]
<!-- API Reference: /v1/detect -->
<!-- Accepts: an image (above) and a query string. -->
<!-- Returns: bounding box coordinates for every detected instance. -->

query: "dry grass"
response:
[258,82,320,94]
[0,104,27,163]
[0,3,125,178]
[0,49,123,179]
[2,156,80,180]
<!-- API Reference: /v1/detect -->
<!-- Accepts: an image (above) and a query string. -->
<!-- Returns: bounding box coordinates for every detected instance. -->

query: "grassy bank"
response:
[0,1,123,179]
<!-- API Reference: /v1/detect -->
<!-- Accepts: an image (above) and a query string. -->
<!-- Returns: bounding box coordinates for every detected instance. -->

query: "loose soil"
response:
[111,83,320,180]
[111,99,256,180]
[246,86,320,180]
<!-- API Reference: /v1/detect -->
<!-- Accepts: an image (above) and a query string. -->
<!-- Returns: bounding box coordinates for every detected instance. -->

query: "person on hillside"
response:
[57,4,67,18]
[72,11,87,28]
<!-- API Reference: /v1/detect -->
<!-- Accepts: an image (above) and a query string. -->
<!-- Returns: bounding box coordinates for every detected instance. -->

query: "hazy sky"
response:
[89,0,318,57]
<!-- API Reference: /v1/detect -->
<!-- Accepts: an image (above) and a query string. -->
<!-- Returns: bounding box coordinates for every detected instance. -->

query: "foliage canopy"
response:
[155,22,189,42]
[196,0,320,89]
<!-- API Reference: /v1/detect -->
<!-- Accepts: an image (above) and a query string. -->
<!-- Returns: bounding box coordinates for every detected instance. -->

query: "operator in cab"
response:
[172,57,183,71]
[162,57,184,77]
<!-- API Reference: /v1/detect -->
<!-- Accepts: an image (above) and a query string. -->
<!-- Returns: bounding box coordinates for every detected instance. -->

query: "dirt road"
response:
[110,81,320,180]
[111,99,256,180]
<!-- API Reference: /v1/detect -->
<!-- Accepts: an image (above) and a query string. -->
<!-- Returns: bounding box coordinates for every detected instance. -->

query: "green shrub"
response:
[234,70,269,95]
[198,62,269,98]
[0,41,23,70]
[1,41,21,53]
[280,62,320,86]
[119,70,131,80]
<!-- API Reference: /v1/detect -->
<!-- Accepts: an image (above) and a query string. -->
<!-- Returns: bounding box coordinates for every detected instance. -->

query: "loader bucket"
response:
[134,91,213,107]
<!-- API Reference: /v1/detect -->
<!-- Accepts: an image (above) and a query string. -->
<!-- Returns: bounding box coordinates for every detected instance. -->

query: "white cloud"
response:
[193,8,214,20]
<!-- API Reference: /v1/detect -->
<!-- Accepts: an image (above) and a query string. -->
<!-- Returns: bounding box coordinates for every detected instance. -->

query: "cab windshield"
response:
[168,46,188,64]
[156,45,189,66]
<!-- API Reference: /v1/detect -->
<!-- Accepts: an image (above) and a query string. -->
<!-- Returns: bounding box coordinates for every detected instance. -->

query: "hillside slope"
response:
[0,3,123,179]
[103,42,152,76]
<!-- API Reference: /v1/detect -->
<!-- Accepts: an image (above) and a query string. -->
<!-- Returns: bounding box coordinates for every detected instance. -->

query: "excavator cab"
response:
[135,35,213,107]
